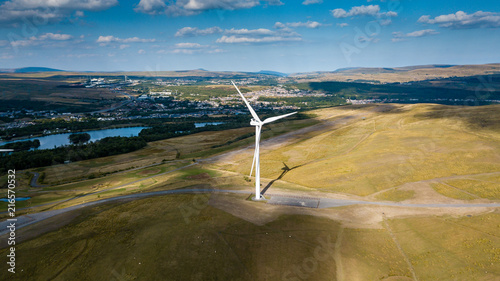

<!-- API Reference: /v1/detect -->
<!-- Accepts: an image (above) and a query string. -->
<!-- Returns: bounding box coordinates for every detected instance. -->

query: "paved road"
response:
[30,172,47,188]
[1,189,499,236]
[6,163,198,213]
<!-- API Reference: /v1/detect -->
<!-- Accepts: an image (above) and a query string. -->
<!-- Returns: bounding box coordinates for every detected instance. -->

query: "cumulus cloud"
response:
[38,33,73,41]
[225,28,277,36]
[174,25,306,45]
[0,0,117,24]
[216,35,301,43]
[0,54,15,59]
[275,21,326,29]
[302,0,322,5]
[418,11,500,29]
[331,5,397,18]
[379,19,392,26]
[392,29,439,42]
[175,42,209,48]
[135,0,281,16]
[406,29,439,37]
[175,26,223,37]
[9,32,73,47]
[160,42,223,54]
[216,27,301,44]
[96,36,156,44]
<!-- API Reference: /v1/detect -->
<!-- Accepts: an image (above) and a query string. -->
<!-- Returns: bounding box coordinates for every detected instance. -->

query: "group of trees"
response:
[68,133,91,145]
[0,139,40,151]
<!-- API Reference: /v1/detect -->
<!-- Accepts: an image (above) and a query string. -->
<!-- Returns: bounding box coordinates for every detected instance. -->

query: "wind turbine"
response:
[232,81,297,200]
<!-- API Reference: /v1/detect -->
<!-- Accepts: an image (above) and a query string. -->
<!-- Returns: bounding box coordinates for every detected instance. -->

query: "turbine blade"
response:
[250,126,262,176]
[231,81,261,122]
[249,149,256,177]
[262,112,297,124]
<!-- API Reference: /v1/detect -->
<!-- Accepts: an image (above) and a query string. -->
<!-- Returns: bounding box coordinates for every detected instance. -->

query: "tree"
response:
[68,133,91,145]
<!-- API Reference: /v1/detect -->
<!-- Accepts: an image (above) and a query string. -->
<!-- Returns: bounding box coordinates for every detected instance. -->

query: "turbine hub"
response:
[250,119,260,126]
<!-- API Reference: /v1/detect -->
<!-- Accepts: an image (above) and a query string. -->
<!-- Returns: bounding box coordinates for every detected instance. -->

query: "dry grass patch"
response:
[375,188,415,202]
[431,182,477,200]
[388,213,500,280]
[444,179,500,200]
[340,228,412,280]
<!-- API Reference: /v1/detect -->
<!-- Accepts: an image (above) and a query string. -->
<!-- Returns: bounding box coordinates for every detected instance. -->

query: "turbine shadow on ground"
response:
[261,162,303,195]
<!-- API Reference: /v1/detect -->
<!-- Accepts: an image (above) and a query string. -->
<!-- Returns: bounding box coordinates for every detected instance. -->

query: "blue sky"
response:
[0,0,499,73]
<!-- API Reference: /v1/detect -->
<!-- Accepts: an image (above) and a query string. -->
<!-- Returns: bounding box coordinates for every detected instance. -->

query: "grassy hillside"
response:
[1,194,498,280]
[218,104,500,199]
[0,103,499,280]
[290,63,500,83]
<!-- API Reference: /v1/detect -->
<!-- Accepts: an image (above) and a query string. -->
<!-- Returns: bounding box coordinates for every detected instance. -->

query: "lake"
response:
[0,197,31,202]
[0,127,147,150]
[1,122,226,150]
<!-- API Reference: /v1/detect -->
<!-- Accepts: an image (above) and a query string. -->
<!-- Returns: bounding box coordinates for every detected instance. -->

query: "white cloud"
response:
[337,23,348,27]
[163,42,223,54]
[0,54,15,59]
[175,26,222,37]
[331,5,397,19]
[225,28,276,36]
[302,0,322,5]
[175,42,208,48]
[216,35,301,44]
[275,20,325,29]
[418,11,500,29]
[119,44,130,49]
[74,10,85,17]
[392,29,439,42]
[135,0,281,16]
[0,0,117,24]
[379,19,392,26]
[406,29,439,37]
[65,53,100,58]
[96,36,156,44]
[216,27,301,44]
[9,33,73,47]
[170,48,224,54]
[38,33,73,41]
[138,49,146,54]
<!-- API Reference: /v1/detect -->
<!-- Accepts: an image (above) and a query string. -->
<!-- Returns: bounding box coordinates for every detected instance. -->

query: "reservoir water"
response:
[0,127,147,150]
[0,197,31,202]
[1,122,225,150]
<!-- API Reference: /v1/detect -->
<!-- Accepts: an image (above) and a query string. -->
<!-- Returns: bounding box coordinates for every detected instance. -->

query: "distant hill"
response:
[256,70,288,77]
[290,63,500,83]
[331,65,457,75]
[0,67,64,73]
[16,67,64,73]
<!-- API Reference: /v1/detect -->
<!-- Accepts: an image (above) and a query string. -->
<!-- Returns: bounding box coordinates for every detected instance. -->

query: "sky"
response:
[0,0,499,73]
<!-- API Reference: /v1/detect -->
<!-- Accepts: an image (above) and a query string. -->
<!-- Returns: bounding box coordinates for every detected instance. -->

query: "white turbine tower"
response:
[232,81,297,200]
